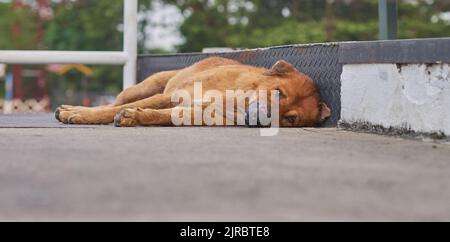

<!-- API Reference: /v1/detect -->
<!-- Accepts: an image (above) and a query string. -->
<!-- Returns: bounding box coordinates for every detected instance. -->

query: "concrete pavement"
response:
[0,114,450,221]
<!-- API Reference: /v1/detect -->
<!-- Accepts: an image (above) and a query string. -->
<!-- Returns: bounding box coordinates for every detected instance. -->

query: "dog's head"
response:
[247,60,331,127]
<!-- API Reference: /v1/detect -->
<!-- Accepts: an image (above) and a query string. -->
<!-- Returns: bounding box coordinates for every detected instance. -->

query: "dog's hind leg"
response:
[55,70,178,122]
[57,94,175,124]
[114,70,179,106]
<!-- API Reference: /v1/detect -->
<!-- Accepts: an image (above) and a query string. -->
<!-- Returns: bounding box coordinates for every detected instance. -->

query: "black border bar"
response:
[339,38,450,64]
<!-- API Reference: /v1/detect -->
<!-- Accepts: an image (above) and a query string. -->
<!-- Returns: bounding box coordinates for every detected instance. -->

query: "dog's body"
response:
[55,57,330,127]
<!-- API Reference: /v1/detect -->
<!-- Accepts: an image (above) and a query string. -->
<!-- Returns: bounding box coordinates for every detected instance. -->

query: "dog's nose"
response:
[245,101,271,127]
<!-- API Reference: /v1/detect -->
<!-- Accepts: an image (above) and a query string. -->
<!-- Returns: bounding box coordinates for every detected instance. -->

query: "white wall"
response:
[341,63,450,135]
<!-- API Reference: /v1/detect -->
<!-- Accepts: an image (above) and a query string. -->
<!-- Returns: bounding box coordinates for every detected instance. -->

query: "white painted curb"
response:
[341,63,450,135]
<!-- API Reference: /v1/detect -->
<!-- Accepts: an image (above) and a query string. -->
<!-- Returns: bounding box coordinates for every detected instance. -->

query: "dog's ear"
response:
[318,102,331,123]
[264,60,297,76]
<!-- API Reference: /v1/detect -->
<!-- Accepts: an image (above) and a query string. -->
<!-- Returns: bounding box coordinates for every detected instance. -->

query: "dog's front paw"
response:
[55,105,86,123]
[114,108,139,127]
[58,110,90,124]
[55,105,114,125]
[55,108,62,122]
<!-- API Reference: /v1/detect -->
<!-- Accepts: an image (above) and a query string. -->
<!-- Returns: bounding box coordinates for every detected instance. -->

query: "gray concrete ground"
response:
[0,113,450,221]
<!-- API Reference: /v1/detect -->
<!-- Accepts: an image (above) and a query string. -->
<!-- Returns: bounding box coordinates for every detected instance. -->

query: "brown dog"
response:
[55,57,331,127]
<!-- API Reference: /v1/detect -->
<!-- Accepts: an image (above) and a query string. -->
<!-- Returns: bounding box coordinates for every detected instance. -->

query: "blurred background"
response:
[0,0,449,112]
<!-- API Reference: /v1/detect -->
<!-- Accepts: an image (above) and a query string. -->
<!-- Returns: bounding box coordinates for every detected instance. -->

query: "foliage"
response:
[0,3,37,50]
[165,0,450,51]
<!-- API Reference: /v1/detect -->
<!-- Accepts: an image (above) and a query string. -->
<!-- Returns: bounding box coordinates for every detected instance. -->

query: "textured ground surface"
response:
[0,113,450,221]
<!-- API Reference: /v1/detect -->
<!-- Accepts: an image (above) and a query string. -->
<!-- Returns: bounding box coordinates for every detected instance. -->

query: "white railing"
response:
[0,0,138,90]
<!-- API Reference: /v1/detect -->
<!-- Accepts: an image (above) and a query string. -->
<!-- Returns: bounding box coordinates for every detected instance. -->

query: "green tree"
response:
[0,2,37,50]
[165,0,450,52]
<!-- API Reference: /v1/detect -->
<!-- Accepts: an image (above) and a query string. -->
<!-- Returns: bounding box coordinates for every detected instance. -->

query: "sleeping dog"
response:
[55,57,331,127]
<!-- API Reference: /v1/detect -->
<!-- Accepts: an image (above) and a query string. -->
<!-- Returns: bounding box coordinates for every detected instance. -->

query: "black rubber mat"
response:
[137,44,342,127]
